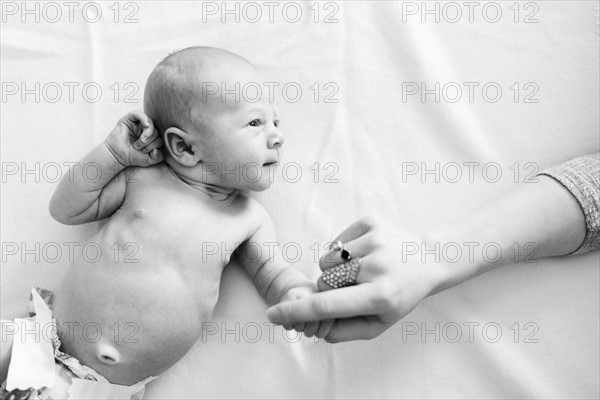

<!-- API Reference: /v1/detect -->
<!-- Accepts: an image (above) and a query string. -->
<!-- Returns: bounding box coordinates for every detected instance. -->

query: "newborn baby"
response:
[6,47,323,390]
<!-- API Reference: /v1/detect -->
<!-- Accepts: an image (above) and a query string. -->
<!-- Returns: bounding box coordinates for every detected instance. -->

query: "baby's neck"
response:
[164,162,236,201]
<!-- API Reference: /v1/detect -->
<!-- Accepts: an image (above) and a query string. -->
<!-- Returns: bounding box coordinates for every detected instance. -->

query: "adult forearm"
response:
[426,175,587,295]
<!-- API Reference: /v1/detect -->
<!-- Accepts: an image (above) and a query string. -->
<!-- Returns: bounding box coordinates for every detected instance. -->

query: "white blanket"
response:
[1,1,598,398]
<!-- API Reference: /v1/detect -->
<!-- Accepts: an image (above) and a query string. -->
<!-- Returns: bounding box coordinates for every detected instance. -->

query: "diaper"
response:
[1,288,154,399]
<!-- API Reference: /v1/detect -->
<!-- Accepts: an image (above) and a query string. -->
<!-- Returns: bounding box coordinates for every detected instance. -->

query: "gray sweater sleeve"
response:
[537,152,600,255]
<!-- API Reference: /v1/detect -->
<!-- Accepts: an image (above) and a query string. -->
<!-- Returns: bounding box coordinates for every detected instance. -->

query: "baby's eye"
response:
[248,119,261,127]
[273,120,280,127]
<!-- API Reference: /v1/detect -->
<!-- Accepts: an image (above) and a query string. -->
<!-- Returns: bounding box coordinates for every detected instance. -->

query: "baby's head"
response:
[144,46,283,192]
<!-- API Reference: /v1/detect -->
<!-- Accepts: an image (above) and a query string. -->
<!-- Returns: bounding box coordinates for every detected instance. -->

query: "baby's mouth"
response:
[263,150,281,167]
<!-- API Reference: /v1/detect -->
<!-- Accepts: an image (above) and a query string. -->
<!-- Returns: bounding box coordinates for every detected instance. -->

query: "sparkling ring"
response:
[329,240,352,261]
[340,247,352,261]
[330,241,343,252]
[322,258,361,288]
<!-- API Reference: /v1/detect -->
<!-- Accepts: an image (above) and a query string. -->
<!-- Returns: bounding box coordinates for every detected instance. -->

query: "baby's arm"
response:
[237,211,316,306]
[49,110,163,225]
[237,211,336,336]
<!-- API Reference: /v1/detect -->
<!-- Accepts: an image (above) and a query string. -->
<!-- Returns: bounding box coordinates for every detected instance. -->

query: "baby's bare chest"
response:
[101,175,257,271]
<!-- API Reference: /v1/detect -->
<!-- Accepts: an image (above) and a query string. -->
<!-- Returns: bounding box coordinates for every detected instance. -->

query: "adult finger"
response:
[266,283,379,324]
[332,216,378,245]
[320,231,381,271]
[324,317,387,343]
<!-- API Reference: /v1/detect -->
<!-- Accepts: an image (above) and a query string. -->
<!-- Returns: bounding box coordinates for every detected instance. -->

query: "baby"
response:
[2,47,324,392]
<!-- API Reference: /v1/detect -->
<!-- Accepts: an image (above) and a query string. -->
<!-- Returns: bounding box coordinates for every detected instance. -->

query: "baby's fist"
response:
[105,110,164,168]
[279,285,337,340]
[280,285,317,303]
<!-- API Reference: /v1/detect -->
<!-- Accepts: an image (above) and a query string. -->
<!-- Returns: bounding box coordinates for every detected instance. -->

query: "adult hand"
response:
[267,216,444,342]
[269,158,597,342]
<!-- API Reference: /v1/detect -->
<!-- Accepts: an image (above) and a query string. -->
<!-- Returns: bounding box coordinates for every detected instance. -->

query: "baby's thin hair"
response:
[143,46,253,138]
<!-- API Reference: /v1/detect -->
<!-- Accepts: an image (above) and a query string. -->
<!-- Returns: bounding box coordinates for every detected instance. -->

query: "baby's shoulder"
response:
[229,194,274,229]
[230,192,267,217]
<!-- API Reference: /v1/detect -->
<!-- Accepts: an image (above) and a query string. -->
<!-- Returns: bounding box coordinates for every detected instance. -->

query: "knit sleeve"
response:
[537,152,600,255]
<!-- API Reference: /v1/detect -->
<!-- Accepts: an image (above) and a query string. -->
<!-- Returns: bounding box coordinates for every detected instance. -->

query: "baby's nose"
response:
[268,128,284,149]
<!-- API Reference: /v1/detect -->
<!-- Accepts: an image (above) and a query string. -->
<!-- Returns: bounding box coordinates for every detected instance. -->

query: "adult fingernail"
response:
[141,135,148,143]
[323,248,335,259]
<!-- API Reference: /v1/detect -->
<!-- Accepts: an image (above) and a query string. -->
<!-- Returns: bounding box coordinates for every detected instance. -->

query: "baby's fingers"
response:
[141,137,163,154]
[121,110,151,134]
[301,319,337,340]
[148,148,164,164]
[302,321,321,338]
[132,147,164,167]
[132,119,157,150]
[133,129,157,150]
[126,109,152,126]
[292,322,306,333]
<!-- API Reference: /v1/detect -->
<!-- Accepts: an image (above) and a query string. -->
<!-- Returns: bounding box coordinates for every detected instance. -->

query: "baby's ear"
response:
[164,127,201,167]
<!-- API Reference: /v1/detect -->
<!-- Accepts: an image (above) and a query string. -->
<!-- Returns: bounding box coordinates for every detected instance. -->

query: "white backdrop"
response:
[1,1,599,398]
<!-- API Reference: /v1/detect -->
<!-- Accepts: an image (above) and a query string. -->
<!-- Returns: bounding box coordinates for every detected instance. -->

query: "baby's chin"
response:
[241,179,275,192]
[250,182,273,192]
[246,165,279,192]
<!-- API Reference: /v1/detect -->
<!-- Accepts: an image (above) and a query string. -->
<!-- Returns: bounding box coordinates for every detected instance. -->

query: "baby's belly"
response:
[53,232,224,382]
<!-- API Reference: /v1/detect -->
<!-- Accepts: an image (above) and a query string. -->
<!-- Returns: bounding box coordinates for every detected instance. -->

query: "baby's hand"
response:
[105,110,164,167]
[280,286,337,340]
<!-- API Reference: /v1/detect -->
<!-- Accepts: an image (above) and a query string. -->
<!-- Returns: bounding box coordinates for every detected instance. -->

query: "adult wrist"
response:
[421,222,508,296]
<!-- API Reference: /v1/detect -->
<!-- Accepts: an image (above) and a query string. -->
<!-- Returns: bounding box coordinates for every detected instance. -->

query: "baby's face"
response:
[186,68,284,191]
